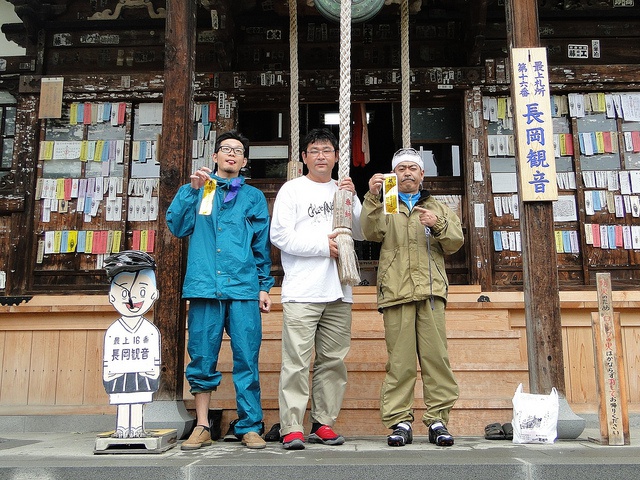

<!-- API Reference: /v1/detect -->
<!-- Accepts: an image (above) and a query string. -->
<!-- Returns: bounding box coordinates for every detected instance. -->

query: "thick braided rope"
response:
[338,0,351,182]
[333,227,353,236]
[288,0,301,179]
[400,0,410,147]
[333,0,360,285]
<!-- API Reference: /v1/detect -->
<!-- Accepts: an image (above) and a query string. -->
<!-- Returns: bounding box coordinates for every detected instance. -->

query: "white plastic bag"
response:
[511,383,559,444]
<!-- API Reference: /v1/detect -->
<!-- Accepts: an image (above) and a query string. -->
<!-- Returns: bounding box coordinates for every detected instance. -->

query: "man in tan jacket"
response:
[361,148,464,447]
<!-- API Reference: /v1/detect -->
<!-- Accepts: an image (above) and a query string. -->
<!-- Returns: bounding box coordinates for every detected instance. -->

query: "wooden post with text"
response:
[590,272,630,445]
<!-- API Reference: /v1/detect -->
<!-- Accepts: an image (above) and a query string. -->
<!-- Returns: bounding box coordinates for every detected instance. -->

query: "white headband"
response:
[392,151,424,171]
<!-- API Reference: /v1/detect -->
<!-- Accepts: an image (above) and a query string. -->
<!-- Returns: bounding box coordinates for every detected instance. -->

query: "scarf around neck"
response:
[212,175,243,203]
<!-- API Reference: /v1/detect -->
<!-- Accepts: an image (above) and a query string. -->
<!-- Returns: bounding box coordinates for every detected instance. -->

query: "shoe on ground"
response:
[502,422,513,441]
[308,425,345,446]
[429,421,454,446]
[264,423,281,442]
[387,422,413,447]
[181,425,212,450]
[484,422,505,440]
[241,431,266,449]
[223,418,240,442]
[282,431,305,450]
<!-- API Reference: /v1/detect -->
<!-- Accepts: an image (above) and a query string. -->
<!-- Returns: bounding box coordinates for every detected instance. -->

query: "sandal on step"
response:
[484,422,506,440]
[502,422,513,440]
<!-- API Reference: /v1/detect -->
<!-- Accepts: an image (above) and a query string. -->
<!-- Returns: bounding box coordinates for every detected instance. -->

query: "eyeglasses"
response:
[306,148,335,156]
[218,145,245,155]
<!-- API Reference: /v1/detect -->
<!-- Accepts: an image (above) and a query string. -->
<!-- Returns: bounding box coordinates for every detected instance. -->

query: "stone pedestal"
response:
[144,400,195,439]
[94,429,177,454]
[557,396,586,439]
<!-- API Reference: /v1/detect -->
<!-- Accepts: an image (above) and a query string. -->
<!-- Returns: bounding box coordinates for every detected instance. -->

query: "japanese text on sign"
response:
[597,274,623,441]
[510,48,558,201]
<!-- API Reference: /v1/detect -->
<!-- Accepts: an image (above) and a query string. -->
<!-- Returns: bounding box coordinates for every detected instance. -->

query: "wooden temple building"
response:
[1,0,640,437]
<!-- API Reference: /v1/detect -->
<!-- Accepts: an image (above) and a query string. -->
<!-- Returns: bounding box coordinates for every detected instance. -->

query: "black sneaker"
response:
[387,422,413,447]
[428,421,454,446]
[223,419,240,442]
[264,423,281,442]
[224,419,265,441]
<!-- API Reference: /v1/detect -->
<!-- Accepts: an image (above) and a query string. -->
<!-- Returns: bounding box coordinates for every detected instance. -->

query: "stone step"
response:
[187,397,516,436]
[4,427,640,480]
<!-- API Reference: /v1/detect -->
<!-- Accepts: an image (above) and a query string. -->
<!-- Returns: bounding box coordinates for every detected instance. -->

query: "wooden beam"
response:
[153,0,197,401]
[504,0,566,396]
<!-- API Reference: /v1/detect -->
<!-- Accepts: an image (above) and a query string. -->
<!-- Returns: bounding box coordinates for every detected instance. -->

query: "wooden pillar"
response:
[7,94,39,294]
[154,0,197,400]
[464,88,492,290]
[505,0,566,395]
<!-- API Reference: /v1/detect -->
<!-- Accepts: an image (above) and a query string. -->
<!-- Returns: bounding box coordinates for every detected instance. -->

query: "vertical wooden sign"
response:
[591,272,630,445]
[509,47,558,202]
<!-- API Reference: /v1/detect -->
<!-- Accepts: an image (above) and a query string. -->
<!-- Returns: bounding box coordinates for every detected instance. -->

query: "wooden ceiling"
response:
[3,0,488,60]
[3,0,640,68]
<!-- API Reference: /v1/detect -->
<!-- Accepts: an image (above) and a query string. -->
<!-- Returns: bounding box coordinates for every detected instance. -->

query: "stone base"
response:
[94,428,177,454]
[144,401,195,439]
[557,396,586,439]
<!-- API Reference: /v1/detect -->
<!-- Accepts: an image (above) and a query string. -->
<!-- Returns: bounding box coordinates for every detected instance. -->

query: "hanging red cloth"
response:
[352,103,367,167]
[360,102,370,165]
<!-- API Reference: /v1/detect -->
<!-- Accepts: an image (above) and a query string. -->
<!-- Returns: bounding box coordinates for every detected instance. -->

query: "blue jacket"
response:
[166,175,274,300]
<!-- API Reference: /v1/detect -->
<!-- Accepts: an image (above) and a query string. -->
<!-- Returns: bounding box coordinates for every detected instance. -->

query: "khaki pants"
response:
[278,300,352,436]
[380,297,458,429]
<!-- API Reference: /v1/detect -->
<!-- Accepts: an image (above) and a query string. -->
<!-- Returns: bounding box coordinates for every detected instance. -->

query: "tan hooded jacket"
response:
[361,189,464,309]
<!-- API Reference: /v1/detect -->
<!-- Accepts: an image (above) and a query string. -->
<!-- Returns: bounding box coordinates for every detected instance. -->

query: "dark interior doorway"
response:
[299,102,396,201]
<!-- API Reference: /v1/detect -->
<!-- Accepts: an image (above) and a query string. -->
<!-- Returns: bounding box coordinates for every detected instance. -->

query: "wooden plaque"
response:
[591,272,630,445]
[509,47,558,202]
[38,77,64,119]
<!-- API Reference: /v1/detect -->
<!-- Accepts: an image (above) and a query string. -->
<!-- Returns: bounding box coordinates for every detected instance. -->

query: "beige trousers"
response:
[278,300,352,436]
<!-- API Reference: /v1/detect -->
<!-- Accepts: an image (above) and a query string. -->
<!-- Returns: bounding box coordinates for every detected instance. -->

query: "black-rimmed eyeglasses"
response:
[218,145,245,155]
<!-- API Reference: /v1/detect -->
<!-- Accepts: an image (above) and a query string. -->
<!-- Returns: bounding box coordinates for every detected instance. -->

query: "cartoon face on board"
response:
[108,268,158,318]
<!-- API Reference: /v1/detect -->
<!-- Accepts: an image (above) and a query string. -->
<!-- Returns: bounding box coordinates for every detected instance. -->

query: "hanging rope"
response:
[332,0,360,285]
[338,0,351,175]
[287,0,302,180]
[400,0,411,147]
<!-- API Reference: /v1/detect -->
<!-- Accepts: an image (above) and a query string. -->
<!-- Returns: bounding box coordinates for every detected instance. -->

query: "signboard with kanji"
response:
[510,47,558,202]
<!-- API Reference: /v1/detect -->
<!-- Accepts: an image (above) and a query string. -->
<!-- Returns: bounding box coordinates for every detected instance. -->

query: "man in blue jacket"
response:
[167,131,274,450]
